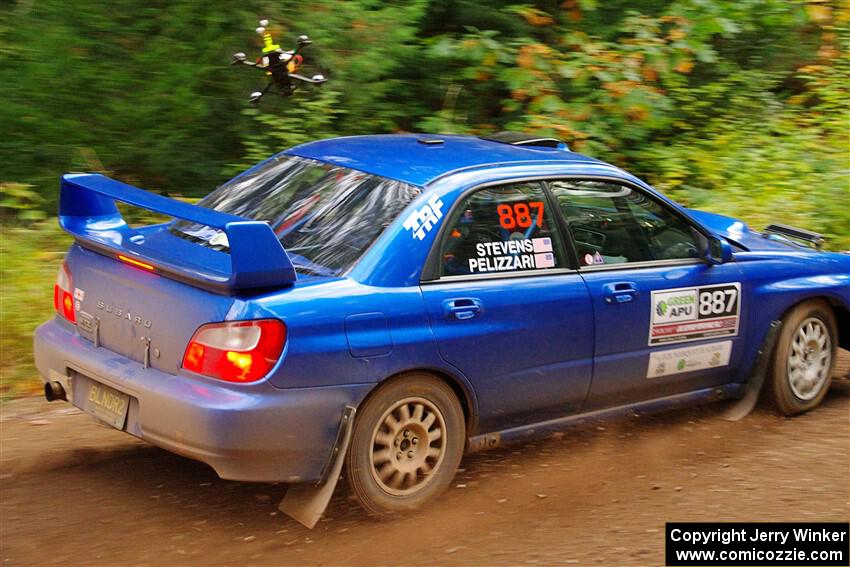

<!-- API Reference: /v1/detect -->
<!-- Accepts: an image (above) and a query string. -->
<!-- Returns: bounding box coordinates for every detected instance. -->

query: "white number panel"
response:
[649,283,741,346]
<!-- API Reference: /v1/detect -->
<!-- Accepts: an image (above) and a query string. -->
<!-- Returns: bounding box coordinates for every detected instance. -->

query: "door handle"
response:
[602,282,638,304]
[442,298,483,320]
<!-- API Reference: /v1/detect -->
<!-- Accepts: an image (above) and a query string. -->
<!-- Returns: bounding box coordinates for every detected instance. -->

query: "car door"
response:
[548,179,746,410]
[420,181,595,432]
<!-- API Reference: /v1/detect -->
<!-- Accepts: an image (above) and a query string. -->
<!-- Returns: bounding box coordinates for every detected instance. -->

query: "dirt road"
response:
[2,355,848,566]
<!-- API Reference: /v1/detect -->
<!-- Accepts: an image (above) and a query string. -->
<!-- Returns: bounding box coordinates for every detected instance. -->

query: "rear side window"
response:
[171,156,421,276]
[438,182,566,277]
[549,180,699,267]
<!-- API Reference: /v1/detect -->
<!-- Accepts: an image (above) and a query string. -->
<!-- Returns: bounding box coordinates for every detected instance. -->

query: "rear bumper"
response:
[33,319,373,483]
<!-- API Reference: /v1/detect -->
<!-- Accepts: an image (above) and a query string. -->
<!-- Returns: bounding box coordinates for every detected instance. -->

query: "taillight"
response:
[53,262,76,324]
[181,320,286,383]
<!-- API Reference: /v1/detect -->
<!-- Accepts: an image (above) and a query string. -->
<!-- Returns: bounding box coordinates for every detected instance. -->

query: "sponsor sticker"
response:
[649,283,741,345]
[647,340,732,378]
[73,287,85,311]
[581,251,605,266]
[534,252,555,268]
[532,237,552,253]
[403,195,444,241]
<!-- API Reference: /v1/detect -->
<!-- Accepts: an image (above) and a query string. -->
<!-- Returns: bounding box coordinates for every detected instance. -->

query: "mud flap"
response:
[723,320,782,421]
[279,405,356,529]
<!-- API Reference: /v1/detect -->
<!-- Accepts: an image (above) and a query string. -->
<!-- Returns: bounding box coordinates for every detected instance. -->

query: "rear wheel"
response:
[768,300,837,416]
[345,373,465,517]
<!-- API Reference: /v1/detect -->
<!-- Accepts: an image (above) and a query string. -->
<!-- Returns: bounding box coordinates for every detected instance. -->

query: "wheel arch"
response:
[824,296,850,351]
[762,294,840,415]
[738,292,843,385]
[367,367,479,435]
[774,295,844,336]
[751,268,849,351]
[763,295,846,355]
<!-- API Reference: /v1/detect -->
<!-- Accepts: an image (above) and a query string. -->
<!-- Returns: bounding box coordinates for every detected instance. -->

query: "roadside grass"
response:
[0,221,69,399]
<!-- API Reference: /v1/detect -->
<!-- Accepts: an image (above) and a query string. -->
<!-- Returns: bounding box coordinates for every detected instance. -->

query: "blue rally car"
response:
[35,133,850,522]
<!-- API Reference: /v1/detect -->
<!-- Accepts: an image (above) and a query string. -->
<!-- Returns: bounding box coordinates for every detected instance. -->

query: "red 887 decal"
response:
[497,202,545,230]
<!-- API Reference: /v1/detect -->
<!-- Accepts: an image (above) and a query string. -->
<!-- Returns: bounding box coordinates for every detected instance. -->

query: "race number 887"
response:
[497,202,545,230]
[699,287,738,316]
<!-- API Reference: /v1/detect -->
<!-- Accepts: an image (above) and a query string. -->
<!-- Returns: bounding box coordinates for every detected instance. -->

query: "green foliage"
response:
[1,183,46,222]
[0,1,264,205]
[234,88,346,171]
[639,66,850,249]
[0,221,70,398]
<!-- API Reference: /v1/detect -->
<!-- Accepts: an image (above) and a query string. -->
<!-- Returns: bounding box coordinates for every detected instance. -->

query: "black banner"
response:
[666,522,849,566]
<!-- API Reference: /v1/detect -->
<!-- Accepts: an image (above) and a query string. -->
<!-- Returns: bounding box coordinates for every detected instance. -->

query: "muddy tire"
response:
[768,300,837,416]
[345,373,465,518]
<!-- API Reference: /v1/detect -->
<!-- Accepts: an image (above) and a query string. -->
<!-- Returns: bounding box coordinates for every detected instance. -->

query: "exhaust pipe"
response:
[44,381,67,402]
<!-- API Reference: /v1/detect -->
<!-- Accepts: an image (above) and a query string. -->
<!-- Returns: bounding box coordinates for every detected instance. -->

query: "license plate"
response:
[80,379,130,430]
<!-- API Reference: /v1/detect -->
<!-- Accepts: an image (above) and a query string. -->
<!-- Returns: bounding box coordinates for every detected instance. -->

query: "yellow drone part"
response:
[262,32,281,53]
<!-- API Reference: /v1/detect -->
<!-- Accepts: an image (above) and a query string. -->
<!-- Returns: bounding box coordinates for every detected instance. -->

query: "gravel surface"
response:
[1,353,848,566]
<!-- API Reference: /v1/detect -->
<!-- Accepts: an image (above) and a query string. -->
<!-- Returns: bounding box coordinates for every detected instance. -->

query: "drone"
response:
[232,19,327,103]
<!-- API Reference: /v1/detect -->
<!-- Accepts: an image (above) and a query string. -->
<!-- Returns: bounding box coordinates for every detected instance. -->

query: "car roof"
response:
[285,134,605,187]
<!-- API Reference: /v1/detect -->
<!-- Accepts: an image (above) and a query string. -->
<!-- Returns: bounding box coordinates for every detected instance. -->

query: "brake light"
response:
[181,320,286,383]
[53,262,76,324]
[117,254,155,272]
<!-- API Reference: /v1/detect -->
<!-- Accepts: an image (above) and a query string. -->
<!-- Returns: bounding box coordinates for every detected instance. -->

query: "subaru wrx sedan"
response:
[35,133,850,520]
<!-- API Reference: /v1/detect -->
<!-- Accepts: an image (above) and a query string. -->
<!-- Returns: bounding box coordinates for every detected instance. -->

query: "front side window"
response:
[171,156,421,276]
[549,180,699,267]
[438,182,565,277]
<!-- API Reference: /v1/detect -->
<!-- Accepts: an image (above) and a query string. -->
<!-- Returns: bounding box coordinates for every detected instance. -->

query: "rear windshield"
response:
[171,156,421,276]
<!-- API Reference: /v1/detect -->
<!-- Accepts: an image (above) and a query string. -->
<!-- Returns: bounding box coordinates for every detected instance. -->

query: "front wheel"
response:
[768,300,837,416]
[345,373,465,517]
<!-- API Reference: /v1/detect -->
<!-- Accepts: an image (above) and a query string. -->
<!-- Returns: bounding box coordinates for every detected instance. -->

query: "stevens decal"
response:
[649,282,740,345]
[646,340,732,378]
[467,237,556,273]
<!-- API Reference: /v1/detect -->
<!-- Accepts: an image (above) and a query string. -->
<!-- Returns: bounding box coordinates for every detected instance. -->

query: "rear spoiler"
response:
[59,173,296,294]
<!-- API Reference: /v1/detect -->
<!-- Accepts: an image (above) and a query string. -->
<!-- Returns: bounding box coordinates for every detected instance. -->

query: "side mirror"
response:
[704,236,733,265]
[692,228,732,265]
